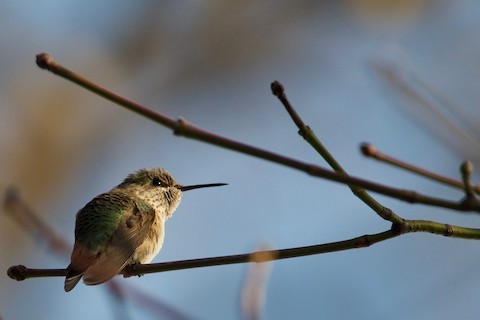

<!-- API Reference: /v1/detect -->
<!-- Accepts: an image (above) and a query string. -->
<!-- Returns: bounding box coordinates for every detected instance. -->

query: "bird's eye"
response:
[152,177,163,187]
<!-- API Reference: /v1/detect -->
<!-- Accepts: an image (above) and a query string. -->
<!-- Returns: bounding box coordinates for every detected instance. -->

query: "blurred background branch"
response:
[2,187,194,320]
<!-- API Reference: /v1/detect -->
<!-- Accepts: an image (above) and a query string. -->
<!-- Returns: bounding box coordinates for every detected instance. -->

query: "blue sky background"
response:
[2,1,480,319]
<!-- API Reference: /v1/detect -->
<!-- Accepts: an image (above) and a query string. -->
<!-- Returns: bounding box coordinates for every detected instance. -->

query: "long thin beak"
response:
[178,183,227,192]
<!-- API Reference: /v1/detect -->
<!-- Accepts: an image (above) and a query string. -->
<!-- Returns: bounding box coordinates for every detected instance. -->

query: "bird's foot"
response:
[122,262,144,278]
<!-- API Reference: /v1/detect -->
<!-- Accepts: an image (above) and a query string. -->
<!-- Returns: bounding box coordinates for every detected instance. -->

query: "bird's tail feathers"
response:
[64,266,83,292]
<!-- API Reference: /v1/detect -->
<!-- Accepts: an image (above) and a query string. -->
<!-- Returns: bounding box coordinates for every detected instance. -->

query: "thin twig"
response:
[7,229,399,280]
[360,143,480,193]
[9,217,480,280]
[270,81,306,129]
[34,53,480,214]
[36,53,176,130]
[271,81,402,224]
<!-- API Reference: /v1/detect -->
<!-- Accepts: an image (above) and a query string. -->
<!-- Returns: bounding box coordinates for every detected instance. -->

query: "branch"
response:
[8,229,398,280]
[9,216,480,280]
[7,53,480,284]
[34,53,480,214]
[3,187,70,256]
[271,81,402,223]
[361,143,480,194]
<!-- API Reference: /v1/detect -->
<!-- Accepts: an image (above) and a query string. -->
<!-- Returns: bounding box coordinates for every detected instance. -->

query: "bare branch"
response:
[360,143,480,193]
[7,228,398,280]
[9,218,480,281]
[271,81,402,223]
[34,53,480,214]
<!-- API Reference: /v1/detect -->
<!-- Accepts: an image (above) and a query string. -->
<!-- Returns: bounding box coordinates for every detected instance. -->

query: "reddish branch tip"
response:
[36,53,54,70]
[271,81,284,97]
[7,265,27,281]
[360,143,377,157]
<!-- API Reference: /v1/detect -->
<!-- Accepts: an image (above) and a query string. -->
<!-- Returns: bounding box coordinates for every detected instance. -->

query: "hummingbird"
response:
[64,168,226,292]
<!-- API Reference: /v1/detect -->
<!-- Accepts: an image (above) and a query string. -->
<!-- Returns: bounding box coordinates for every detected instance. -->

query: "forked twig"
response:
[33,53,480,213]
[271,81,401,223]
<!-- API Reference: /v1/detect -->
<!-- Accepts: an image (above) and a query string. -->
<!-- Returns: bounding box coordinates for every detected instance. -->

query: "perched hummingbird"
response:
[64,168,226,292]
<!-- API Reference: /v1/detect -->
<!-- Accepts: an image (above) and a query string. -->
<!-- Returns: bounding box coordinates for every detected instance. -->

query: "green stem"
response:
[9,217,480,280]
[271,81,401,224]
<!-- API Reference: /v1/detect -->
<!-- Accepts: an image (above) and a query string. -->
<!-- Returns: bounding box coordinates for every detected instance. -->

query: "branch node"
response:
[444,224,454,237]
[460,160,475,199]
[460,160,473,178]
[360,142,377,157]
[249,249,278,263]
[355,235,372,248]
[391,220,405,235]
[7,265,27,281]
[36,53,55,70]
[378,207,394,221]
[173,118,188,136]
[270,81,285,98]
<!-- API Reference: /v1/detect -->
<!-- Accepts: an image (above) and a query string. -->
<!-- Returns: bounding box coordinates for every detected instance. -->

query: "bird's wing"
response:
[69,191,156,286]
